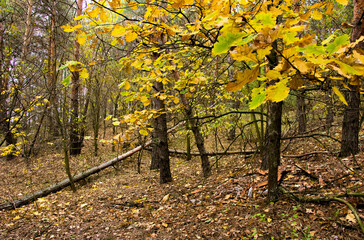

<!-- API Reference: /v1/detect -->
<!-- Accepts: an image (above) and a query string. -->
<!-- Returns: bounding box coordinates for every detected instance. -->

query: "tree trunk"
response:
[0,21,16,159]
[265,102,282,202]
[186,122,192,161]
[152,80,172,183]
[228,100,240,140]
[340,87,360,157]
[180,94,211,178]
[296,90,306,134]
[325,88,334,132]
[69,0,84,155]
[47,0,59,138]
[261,36,282,202]
[150,114,160,170]
[22,0,33,59]
[171,64,211,177]
[340,0,363,157]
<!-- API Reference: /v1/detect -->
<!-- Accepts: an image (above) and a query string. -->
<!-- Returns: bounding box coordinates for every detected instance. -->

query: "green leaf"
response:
[249,88,266,109]
[253,12,276,28]
[213,32,244,55]
[139,129,149,136]
[62,74,71,87]
[326,34,350,54]
[300,45,326,55]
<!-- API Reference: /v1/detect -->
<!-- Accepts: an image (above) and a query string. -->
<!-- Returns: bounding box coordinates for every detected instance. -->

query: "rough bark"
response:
[340,88,360,157]
[261,35,283,202]
[265,102,282,202]
[340,0,363,157]
[153,81,172,183]
[150,115,160,170]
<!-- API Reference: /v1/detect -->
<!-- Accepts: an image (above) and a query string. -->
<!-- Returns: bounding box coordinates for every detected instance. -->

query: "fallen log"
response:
[145,148,257,156]
[0,140,151,211]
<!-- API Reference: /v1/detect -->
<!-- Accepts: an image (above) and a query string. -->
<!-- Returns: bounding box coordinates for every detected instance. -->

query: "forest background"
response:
[0,0,364,239]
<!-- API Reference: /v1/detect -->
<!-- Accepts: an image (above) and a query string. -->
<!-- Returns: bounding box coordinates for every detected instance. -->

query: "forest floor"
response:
[0,130,363,239]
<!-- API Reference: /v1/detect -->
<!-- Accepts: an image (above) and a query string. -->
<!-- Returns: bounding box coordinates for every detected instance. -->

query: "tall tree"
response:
[69,0,84,155]
[0,3,17,159]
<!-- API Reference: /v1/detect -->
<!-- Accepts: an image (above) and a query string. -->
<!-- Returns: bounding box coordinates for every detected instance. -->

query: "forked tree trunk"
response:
[340,0,363,157]
[179,91,211,178]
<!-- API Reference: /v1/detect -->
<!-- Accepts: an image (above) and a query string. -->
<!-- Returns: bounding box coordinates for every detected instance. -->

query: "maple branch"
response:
[196,110,268,121]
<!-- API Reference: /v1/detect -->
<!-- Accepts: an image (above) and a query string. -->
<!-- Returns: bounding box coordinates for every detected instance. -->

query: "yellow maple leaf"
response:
[266,78,290,102]
[335,0,348,5]
[111,25,126,37]
[332,86,348,106]
[109,0,121,10]
[226,66,260,92]
[77,34,86,45]
[124,81,131,90]
[312,10,323,20]
[99,8,108,22]
[125,31,138,42]
[80,68,89,79]
[87,7,99,18]
[128,2,138,10]
[293,58,311,74]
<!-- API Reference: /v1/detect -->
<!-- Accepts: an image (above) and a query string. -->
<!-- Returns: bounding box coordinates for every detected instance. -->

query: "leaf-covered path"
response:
[0,142,363,239]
